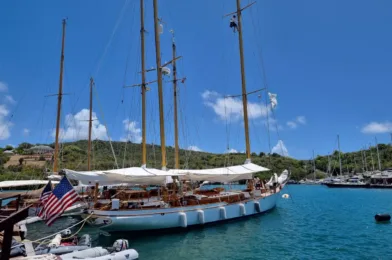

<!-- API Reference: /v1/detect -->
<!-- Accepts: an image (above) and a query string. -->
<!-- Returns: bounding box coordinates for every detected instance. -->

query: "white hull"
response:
[85,191,281,232]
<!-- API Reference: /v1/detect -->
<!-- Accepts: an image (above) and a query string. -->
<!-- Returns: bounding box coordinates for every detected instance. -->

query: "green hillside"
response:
[1,140,391,181]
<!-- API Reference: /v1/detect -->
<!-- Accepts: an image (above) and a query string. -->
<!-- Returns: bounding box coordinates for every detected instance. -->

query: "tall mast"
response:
[153,0,167,169]
[375,137,382,171]
[53,19,66,173]
[140,0,147,167]
[236,0,251,161]
[327,154,331,176]
[87,78,93,171]
[337,134,342,176]
[390,133,392,146]
[361,150,365,172]
[171,31,180,169]
[312,150,316,180]
[369,144,375,171]
[363,147,368,172]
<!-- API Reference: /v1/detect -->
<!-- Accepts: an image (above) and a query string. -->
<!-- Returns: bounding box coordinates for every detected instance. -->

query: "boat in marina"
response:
[369,169,392,188]
[60,0,290,232]
[324,175,369,188]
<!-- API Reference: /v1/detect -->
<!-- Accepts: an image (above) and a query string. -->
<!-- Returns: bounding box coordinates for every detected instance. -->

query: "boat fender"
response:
[49,234,62,248]
[113,239,129,252]
[219,207,226,220]
[67,249,139,260]
[375,213,391,222]
[179,212,187,228]
[254,201,261,213]
[239,203,246,216]
[197,210,205,224]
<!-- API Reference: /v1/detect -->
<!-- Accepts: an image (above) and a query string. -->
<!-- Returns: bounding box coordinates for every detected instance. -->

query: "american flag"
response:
[40,180,52,203]
[38,176,79,226]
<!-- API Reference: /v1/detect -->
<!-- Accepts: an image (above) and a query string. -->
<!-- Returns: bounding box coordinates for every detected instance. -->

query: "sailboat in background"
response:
[325,135,368,188]
[63,0,289,232]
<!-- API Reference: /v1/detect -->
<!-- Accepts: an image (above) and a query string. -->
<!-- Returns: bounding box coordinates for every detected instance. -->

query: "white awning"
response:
[64,167,184,186]
[0,180,59,189]
[169,163,269,182]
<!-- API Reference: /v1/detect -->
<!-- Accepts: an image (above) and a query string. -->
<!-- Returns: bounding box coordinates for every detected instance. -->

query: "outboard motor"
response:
[113,239,129,252]
[61,229,72,236]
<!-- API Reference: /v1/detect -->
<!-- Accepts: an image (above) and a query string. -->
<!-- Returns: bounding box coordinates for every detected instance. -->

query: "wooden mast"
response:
[171,31,180,169]
[236,0,251,161]
[140,0,147,167]
[87,78,93,171]
[53,19,66,173]
[153,0,167,169]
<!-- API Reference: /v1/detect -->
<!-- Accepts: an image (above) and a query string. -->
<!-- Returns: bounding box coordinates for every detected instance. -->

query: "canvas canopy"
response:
[0,180,59,189]
[64,167,184,186]
[169,163,269,182]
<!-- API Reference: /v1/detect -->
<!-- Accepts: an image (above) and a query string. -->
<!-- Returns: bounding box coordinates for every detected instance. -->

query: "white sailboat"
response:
[63,0,290,232]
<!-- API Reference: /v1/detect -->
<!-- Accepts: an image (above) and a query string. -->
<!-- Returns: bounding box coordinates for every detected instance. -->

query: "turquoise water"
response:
[27,185,392,259]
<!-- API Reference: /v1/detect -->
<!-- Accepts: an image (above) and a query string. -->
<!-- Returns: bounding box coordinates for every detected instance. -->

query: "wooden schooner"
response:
[63,0,290,232]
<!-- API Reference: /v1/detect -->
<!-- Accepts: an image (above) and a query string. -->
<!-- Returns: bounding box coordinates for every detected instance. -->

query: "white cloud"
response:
[286,121,297,129]
[53,109,107,141]
[202,90,270,121]
[0,104,12,140]
[122,119,142,143]
[187,145,202,152]
[361,122,392,134]
[225,148,238,154]
[0,82,15,140]
[0,82,8,92]
[5,95,16,104]
[201,90,219,100]
[286,116,306,129]
[271,140,289,156]
[296,116,306,124]
[22,128,30,136]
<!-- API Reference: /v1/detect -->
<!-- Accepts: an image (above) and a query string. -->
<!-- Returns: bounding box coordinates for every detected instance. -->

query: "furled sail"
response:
[169,163,269,182]
[64,167,184,186]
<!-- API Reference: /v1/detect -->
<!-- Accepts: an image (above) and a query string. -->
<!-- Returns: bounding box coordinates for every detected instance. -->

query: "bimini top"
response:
[169,163,269,182]
[0,180,59,189]
[64,167,184,186]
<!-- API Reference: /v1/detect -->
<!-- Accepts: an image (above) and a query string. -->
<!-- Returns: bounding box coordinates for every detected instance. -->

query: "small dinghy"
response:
[10,235,138,260]
[34,229,91,256]
[59,239,138,259]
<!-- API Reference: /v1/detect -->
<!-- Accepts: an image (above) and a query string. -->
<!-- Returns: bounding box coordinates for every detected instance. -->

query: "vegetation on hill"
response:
[0,140,391,181]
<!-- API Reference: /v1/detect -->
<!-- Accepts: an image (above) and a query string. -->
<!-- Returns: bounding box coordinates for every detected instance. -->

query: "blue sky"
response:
[0,0,392,160]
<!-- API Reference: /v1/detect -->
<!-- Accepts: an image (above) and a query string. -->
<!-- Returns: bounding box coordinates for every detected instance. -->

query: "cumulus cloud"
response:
[22,128,30,136]
[287,116,306,129]
[361,122,392,134]
[0,104,12,140]
[122,119,142,143]
[187,145,202,152]
[53,109,107,141]
[0,82,15,140]
[201,90,270,121]
[225,148,239,154]
[0,82,8,92]
[5,95,16,104]
[271,140,289,156]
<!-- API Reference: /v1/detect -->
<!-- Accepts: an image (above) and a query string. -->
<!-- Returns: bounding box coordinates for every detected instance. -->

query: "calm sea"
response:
[27,185,392,259]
